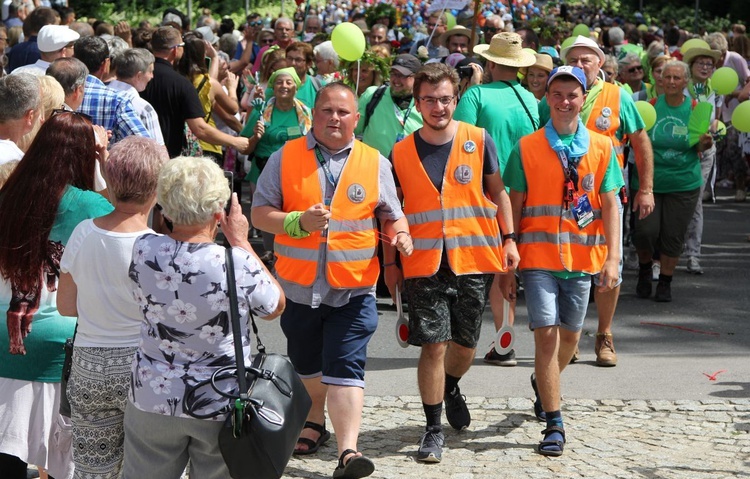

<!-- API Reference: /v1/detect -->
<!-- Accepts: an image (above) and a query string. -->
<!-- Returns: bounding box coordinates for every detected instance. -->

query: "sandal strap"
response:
[337,448,358,468]
[303,420,327,435]
[541,425,566,439]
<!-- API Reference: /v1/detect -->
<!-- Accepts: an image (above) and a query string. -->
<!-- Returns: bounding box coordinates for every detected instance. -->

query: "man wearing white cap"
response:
[454,32,538,368]
[538,34,655,368]
[11,24,79,76]
[502,66,623,456]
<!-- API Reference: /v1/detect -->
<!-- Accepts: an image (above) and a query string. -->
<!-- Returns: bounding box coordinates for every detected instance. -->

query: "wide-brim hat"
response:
[473,32,536,68]
[440,25,471,47]
[560,35,606,65]
[530,52,554,72]
[682,47,721,65]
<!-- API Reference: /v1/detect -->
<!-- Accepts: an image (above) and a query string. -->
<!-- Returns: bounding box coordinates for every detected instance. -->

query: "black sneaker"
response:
[416,425,444,463]
[483,347,517,367]
[654,279,672,302]
[444,386,470,430]
[636,265,652,298]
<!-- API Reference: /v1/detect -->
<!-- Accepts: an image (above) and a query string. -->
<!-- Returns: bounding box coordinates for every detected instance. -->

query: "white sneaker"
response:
[652,262,661,281]
[686,256,703,275]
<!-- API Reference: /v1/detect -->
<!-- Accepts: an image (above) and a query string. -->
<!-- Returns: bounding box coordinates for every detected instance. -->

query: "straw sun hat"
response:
[473,32,536,68]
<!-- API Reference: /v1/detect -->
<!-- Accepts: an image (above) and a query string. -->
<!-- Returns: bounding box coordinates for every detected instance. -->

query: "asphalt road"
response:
[245,187,750,402]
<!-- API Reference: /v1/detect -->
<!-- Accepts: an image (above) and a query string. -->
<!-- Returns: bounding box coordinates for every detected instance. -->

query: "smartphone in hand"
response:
[224,171,234,216]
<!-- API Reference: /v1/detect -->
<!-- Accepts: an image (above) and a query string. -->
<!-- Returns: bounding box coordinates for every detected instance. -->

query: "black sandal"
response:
[293,421,331,456]
[332,448,375,479]
[537,425,566,457]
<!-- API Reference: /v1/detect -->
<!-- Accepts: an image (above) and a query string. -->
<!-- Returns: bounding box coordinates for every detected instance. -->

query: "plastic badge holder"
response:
[395,285,410,348]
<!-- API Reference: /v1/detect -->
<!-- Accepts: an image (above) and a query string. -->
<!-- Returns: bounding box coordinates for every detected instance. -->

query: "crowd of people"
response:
[0,1,748,478]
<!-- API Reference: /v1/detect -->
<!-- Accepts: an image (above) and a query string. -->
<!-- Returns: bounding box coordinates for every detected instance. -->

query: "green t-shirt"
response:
[240,107,303,159]
[454,81,539,173]
[295,75,322,109]
[631,96,701,193]
[503,131,624,279]
[354,86,423,158]
[537,80,645,142]
[0,186,113,382]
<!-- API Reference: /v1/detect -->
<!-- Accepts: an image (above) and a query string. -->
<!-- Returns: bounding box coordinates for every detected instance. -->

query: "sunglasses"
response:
[249,20,263,27]
[260,38,274,44]
[51,109,93,122]
[484,27,500,33]
[627,65,643,74]
[171,42,185,49]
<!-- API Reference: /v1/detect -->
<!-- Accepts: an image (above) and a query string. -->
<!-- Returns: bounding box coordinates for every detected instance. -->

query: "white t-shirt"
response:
[0,139,24,165]
[60,219,154,347]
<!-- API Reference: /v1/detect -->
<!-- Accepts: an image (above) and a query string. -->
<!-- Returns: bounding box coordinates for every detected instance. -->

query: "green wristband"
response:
[283,211,311,239]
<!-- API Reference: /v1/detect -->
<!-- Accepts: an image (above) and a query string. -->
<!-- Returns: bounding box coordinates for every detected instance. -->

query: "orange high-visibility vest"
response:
[392,122,505,279]
[586,81,626,167]
[275,137,380,289]
[517,128,611,274]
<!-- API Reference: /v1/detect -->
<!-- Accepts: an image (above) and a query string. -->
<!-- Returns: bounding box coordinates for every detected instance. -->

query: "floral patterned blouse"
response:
[128,234,281,419]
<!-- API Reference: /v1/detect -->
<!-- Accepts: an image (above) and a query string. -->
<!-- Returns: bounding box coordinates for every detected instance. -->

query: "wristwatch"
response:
[502,233,517,243]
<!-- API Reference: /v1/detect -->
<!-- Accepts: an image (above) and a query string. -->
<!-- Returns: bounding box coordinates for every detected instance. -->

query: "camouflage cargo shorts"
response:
[404,269,492,348]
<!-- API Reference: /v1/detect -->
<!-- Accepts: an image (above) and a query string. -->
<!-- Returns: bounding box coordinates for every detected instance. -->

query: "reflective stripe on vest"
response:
[586,82,626,167]
[392,122,505,279]
[275,137,381,289]
[517,129,611,274]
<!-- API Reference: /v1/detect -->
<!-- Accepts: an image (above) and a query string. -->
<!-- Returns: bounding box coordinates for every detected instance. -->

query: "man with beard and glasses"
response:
[354,53,423,158]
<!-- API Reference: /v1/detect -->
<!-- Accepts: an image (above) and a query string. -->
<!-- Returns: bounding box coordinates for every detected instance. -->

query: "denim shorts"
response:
[593,193,623,287]
[521,270,591,332]
[280,294,378,388]
[404,269,493,348]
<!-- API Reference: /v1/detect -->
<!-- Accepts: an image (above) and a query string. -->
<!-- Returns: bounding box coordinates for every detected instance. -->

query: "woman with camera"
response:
[122,155,284,478]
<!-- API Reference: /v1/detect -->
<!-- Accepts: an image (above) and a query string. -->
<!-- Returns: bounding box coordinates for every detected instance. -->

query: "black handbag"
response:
[184,248,311,479]
[60,327,77,418]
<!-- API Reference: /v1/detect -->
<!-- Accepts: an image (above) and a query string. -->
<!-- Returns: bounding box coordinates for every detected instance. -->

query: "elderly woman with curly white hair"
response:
[121,156,285,479]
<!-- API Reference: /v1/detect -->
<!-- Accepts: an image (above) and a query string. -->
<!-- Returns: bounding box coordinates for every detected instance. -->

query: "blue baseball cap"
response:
[546,66,587,92]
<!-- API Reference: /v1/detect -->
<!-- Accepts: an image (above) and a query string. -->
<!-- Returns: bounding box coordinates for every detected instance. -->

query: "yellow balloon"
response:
[331,22,366,62]
[732,101,750,133]
[711,67,739,95]
[635,100,657,131]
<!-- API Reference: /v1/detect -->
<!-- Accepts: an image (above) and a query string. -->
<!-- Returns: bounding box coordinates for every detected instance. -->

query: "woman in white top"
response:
[57,136,168,478]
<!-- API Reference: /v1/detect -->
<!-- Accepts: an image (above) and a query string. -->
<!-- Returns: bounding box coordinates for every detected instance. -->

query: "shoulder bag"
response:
[183,248,311,479]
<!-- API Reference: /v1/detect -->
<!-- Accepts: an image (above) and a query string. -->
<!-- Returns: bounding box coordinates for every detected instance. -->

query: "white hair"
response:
[158,156,230,226]
[313,41,339,69]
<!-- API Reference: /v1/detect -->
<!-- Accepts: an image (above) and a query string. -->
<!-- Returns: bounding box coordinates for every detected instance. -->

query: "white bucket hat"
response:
[561,35,606,65]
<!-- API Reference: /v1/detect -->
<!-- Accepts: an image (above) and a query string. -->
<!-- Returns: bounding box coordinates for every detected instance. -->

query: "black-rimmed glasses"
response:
[417,95,455,107]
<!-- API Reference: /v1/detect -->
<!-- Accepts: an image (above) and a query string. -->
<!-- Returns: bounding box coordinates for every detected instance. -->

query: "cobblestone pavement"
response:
[283,396,750,479]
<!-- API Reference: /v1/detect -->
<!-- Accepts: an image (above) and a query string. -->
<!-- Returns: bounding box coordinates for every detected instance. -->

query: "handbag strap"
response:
[224,248,267,400]
[500,80,539,131]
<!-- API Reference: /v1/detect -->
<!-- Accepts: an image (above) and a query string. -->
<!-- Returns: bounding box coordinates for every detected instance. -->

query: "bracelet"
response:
[395,230,411,238]
[639,190,653,195]
[383,262,398,267]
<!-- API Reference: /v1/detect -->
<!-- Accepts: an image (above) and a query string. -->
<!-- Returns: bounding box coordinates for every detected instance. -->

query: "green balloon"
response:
[561,36,575,50]
[445,12,456,29]
[331,22,366,62]
[635,100,657,131]
[732,101,750,133]
[572,24,590,38]
[711,67,739,95]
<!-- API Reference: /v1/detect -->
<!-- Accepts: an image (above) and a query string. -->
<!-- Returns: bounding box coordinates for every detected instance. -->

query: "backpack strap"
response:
[363,83,389,131]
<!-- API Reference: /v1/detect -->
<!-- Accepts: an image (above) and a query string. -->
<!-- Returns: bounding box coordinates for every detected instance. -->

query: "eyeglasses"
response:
[627,65,643,74]
[51,109,93,122]
[484,27,500,33]
[427,22,444,28]
[418,95,455,107]
[260,38,274,44]
[249,20,263,27]
[171,42,185,49]
[287,56,306,64]
[695,61,715,69]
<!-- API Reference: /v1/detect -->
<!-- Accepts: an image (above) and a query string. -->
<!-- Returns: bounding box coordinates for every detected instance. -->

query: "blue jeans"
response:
[521,270,591,332]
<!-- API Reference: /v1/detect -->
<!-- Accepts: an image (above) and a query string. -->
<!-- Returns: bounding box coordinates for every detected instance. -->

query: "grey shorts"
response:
[404,269,492,348]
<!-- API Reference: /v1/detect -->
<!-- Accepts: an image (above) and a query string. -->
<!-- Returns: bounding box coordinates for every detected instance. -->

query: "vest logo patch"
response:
[454,165,473,184]
[581,173,595,193]
[463,140,477,153]
[347,183,366,203]
[595,116,611,131]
